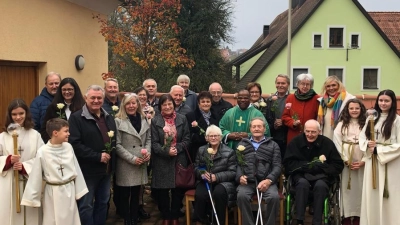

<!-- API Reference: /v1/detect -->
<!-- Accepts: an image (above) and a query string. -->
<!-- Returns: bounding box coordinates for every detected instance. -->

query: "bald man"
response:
[283,120,343,225]
[209,82,232,123]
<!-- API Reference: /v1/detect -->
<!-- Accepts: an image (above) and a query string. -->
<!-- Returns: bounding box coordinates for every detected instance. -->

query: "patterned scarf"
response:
[294,89,317,101]
[318,91,346,128]
[200,110,211,125]
[161,111,177,146]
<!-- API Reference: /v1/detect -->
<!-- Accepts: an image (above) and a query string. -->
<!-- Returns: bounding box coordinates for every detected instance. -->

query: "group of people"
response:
[1,70,399,225]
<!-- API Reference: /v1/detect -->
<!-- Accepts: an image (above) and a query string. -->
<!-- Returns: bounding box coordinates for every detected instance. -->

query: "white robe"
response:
[21,142,88,225]
[333,119,364,217]
[359,113,400,225]
[0,128,44,225]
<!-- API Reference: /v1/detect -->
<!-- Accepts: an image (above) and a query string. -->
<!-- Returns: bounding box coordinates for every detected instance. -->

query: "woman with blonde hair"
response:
[115,93,151,225]
[318,75,354,138]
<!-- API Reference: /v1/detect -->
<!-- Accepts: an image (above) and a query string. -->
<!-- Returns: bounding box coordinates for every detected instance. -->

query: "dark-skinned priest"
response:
[219,89,270,150]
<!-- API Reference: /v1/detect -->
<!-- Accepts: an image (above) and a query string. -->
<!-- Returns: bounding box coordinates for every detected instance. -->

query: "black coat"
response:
[68,105,117,176]
[185,108,218,160]
[195,144,237,207]
[210,98,233,123]
[283,134,344,184]
[235,137,281,184]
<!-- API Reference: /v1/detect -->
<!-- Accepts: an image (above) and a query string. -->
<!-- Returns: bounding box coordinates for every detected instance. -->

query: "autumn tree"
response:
[97,0,194,87]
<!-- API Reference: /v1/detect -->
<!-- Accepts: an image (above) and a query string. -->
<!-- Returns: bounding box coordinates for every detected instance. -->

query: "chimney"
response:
[263,25,270,38]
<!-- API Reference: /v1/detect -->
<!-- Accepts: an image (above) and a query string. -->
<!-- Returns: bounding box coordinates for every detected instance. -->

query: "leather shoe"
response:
[138,205,151,219]
[171,219,180,225]
[162,219,170,225]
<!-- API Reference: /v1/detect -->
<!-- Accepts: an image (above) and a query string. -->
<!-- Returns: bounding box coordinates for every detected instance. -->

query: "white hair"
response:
[206,125,222,136]
[143,78,157,87]
[177,74,190,84]
[85,85,105,97]
[104,78,118,87]
[208,82,223,92]
[170,85,184,94]
[296,73,314,87]
[304,119,321,131]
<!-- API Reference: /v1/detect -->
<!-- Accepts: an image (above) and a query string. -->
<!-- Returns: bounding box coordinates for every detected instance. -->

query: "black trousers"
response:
[274,139,287,160]
[154,188,185,219]
[194,183,228,225]
[294,178,328,225]
[119,185,141,220]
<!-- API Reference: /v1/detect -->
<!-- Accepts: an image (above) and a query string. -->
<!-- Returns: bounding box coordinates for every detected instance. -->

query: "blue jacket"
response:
[184,89,197,111]
[30,87,54,131]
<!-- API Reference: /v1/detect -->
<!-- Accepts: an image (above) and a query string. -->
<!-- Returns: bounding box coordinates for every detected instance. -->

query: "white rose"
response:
[237,145,245,151]
[319,155,326,163]
[259,102,267,107]
[207,148,214,154]
[108,130,114,138]
[57,103,65,110]
[112,106,119,112]
[183,97,186,102]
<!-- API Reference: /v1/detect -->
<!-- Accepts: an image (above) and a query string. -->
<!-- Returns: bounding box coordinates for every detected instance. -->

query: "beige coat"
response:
[115,117,151,186]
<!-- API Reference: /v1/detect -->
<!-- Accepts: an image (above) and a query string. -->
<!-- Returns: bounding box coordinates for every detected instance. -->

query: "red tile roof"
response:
[369,12,400,52]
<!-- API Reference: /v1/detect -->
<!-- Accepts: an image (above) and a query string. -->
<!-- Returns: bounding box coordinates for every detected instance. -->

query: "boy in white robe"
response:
[21,118,88,225]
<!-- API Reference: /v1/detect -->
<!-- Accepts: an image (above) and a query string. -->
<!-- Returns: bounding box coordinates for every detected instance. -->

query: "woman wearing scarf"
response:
[246,82,268,118]
[186,91,218,161]
[282,73,319,143]
[151,94,190,225]
[318,76,355,139]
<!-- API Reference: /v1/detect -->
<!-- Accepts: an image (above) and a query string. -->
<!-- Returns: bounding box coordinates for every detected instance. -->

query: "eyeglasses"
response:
[210,91,222,95]
[207,135,221,139]
[299,82,311,87]
[304,130,318,134]
[250,91,260,94]
[62,88,74,92]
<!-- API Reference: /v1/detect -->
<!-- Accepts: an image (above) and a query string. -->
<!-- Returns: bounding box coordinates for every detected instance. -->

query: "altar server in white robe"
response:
[22,118,88,225]
[333,99,366,225]
[0,99,44,225]
[359,90,400,225]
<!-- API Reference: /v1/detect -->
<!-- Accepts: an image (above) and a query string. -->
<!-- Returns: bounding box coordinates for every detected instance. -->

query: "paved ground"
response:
[105,190,313,225]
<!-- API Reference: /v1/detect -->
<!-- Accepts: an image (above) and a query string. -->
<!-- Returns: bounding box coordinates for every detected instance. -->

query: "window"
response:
[329,28,344,47]
[363,68,379,89]
[292,68,309,89]
[351,34,359,48]
[314,34,322,48]
[328,68,343,82]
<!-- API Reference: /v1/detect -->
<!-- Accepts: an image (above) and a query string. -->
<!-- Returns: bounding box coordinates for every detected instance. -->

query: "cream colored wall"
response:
[0,0,108,93]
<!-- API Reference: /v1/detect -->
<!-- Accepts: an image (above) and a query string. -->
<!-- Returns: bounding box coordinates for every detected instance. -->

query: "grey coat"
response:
[151,113,191,189]
[115,117,151,186]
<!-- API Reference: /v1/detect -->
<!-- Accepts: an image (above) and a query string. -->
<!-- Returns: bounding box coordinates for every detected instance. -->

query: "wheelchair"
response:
[283,175,341,225]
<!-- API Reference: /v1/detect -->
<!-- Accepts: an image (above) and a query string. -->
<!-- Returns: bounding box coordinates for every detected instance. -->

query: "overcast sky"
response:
[230,0,400,50]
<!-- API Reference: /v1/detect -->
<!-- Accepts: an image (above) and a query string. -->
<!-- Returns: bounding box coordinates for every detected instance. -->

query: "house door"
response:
[0,62,38,129]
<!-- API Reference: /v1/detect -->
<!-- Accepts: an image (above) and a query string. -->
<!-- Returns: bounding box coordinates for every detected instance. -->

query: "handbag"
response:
[175,144,195,189]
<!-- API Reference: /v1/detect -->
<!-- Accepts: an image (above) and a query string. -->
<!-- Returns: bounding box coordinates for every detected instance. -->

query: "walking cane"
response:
[204,180,221,225]
[366,109,378,189]
[8,124,21,213]
[255,180,264,225]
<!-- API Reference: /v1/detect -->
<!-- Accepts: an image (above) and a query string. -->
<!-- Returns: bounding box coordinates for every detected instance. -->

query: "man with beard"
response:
[219,89,270,150]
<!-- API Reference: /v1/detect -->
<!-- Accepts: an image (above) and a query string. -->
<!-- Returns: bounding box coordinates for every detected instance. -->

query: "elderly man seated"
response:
[236,117,281,225]
[283,120,343,225]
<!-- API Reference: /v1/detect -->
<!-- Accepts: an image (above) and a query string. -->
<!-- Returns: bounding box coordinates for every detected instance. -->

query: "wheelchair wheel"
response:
[326,182,341,225]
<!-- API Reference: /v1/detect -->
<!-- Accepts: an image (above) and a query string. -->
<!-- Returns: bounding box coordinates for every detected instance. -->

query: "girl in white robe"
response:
[333,99,366,225]
[0,99,44,225]
[359,89,400,225]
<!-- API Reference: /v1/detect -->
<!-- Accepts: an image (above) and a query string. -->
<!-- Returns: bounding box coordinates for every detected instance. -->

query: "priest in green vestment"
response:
[220,89,270,149]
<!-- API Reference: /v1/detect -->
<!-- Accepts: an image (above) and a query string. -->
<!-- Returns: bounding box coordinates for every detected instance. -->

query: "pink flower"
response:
[141,148,148,155]
[285,103,292,109]
[271,95,278,101]
[146,113,152,119]
[191,121,198,127]
[163,126,170,133]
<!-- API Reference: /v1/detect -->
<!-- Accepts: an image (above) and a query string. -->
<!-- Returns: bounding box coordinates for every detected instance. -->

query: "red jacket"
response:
[282,94,319,143]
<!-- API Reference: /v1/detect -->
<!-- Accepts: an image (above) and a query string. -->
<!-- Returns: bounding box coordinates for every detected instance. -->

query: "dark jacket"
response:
[102,97,120,115]
[210,98,233,123]
[151,113,191,188]
[30,87,54,131]
[185,89,197,111]
[68,105,117,176]
[265,94,288,142]
[283,134,344,184]
[195,144,237,207]
[185,108,218,160]
[235,137,281,184]
[176,103,192,116]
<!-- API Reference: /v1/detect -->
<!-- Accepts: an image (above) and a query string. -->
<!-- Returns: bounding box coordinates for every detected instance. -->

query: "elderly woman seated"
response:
[193,125,237,225]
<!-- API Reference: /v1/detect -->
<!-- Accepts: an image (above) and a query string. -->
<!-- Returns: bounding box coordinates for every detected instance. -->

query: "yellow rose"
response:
[112,106,119,112]
[207,148,214,154]
[57,103,65,110]
[107,130,114,138]
[237,145,245,151]
[183,97,186,102]
[259,102,267,107]
[319,155,326,163]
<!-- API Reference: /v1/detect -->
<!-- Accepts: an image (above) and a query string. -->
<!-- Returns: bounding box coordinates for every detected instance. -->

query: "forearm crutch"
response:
[255,180,264,225]
[204,181,221,225]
